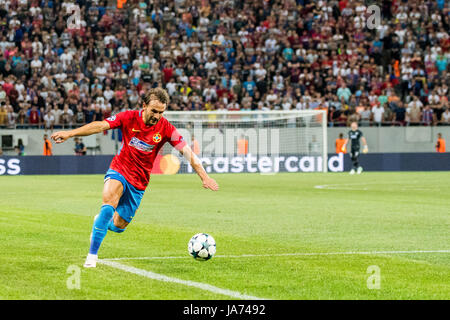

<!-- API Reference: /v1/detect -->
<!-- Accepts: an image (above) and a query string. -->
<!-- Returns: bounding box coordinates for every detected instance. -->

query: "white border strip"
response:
[98,259,268,300]
[101,250,450,261]
[314,182,436,191]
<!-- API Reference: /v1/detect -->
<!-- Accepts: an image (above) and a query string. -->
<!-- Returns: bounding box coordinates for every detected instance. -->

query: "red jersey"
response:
[105,110,186,190]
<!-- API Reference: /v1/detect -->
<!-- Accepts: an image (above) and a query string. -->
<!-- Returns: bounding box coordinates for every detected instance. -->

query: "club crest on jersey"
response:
[153,133,162,143]
[129,137,155,152]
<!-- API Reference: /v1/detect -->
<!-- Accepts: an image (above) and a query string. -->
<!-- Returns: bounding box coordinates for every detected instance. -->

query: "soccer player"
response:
[341,122,368,174]
[51,88,219,268]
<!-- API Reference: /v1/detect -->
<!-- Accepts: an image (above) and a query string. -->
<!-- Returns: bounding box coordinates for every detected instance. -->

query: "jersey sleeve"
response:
[166,122,187,151]
[104,111,127,130]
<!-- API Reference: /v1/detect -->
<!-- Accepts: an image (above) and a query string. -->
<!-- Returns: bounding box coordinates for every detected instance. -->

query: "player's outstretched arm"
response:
[179,144,219,191]
[51,121,111,144]
[362,137,368,147]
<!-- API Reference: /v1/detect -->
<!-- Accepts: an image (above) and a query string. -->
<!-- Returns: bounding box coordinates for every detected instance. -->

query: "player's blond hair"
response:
[142,88,170,106]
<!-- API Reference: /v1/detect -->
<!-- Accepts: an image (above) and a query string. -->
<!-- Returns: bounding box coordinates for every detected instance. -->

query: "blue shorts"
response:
[104,168,145,223]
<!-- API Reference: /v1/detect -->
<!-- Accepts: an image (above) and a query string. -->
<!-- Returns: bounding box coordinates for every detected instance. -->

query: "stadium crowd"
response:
[0,0,448,129]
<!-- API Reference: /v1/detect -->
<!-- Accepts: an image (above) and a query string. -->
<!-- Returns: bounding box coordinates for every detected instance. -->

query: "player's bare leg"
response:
[84,179,123,268]
[102,178,123,207]
[112,212,129,229]
[105,179,129,230]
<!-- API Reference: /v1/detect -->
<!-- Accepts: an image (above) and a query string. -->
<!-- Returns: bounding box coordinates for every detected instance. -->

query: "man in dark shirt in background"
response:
[74,137,87,155]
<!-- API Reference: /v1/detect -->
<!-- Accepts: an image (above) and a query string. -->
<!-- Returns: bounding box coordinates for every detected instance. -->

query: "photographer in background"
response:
[14,138,24,156]
[43,134,52,156]
[435,133,446,153]
[74,137,87,156]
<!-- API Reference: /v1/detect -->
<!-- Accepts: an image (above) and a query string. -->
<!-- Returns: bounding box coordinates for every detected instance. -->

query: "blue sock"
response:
[108,218,126,233]
[89,204,115,255]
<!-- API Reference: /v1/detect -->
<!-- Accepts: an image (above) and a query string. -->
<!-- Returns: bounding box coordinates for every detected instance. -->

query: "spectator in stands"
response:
[0,101,6,126]
[383,104,395,125]
[43,110,54,131]
[394,101,407,126]
[17,107,26,126]
[359,106,372,125]
[0,0,446,131]
[372,104,385,126]
[74,104,85,125]
[61,104,74,128]
[93,104,103,122]
[337,83,352,103]
[441,108,450,125]
[27,105,40,127]
[422,105,435,126]
[243,76,256,97]
[407,96,423,125]
[6,104,17,128]
[347,110,360,127]
[0,86,6,103]
[85,104,95,124]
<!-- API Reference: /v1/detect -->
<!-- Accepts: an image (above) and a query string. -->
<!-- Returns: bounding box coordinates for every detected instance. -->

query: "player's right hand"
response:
[51,131,71,144]
[202,177,219,191]
[341,146,346,152]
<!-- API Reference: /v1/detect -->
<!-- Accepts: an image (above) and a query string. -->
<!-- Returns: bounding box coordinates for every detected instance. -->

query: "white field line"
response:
[98,259,268,300]
[314,182,436,191]
[101,250,450,261]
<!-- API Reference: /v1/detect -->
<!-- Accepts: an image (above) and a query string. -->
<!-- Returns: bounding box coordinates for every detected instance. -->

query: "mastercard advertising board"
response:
[151,154,181,175]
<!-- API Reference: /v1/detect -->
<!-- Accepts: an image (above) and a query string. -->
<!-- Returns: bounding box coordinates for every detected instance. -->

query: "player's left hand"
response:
[363,146,369,154]
[202,177,219,191]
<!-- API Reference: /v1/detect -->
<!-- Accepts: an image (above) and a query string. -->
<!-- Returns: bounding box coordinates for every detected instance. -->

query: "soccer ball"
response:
[188,233,216,261]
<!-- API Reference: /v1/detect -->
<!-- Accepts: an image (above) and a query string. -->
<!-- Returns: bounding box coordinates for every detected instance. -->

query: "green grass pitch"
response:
[0,172,449,299]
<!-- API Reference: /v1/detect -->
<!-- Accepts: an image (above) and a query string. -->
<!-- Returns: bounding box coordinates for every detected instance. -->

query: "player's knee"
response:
[102,194,120,208]
[113,213,129,229]
[103,180,123,207]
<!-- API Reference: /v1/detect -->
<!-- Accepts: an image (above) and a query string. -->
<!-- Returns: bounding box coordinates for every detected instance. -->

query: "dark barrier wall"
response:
[0,153,449,175]
[342,153,450,171]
